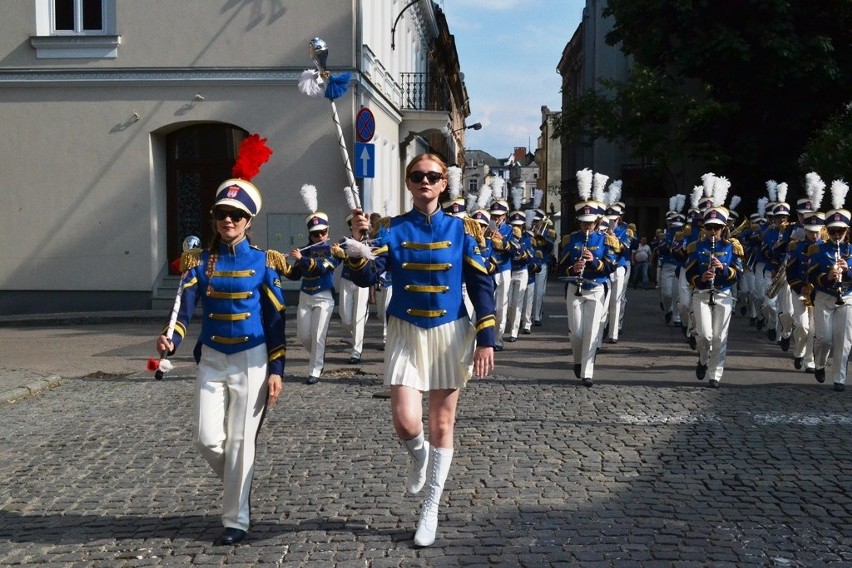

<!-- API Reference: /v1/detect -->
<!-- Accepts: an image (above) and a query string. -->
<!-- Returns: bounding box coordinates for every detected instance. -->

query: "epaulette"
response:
[180,249,202,272]
[605,233,621,249]
[807,243,821,256]
[626,228,635,239]
[463,217,485,246]
[685,241,698,254]
[266,249,289,273]
[730,238,744,257]
[674,230,685,240]
[787,240,797,252]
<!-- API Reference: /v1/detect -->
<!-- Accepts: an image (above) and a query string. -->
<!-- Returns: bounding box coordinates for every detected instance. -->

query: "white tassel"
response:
[300,183,318,214]
[298,69,323,97]
[341,237,376,260]
[158,359,174,373]
[447,166,462,199]
[576,168,592,200]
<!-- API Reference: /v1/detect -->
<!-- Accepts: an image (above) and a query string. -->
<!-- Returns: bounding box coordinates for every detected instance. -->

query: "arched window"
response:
[165,124,247,263]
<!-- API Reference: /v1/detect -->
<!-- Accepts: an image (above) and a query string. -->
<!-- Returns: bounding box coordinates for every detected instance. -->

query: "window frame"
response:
[32,0,120,59]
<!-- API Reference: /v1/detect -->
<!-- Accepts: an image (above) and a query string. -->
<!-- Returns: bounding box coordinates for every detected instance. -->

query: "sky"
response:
[440,0,586,160]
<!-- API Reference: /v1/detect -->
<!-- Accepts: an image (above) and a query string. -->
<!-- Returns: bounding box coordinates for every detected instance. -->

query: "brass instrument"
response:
[729,217,750,238]
[766,254,790,300]
[708,236,717,306]
[800,283,814,308]
[574,230,591,297]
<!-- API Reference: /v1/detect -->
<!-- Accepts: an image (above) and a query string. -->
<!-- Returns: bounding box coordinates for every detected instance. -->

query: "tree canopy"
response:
[554,0,852,199]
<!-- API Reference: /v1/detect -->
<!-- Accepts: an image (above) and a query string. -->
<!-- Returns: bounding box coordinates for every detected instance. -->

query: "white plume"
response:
[465,193,478,214]
[341,237,376,260]
[576,168,593,200]
[298,69,323,97]
[757,197,768,218]
[476,186,492,210]
[669,195,678,212]
[675,194,686,213]
[713,176,731,207]
[831,179,849,210]
[300,184,318,213]
[701,172,716,197]
[447,166,462,199]
[533,189,544,209]
[525,209,536,229]
[490,176,506,200]
[608,179,623,206]
[343,186,358,211]
[690,185,703,209]
[729,195,741,211]
[805,172,826,210]
[592,173,609,203]
[511,186,524,210]
[765,180,778,202]
[776,182,788,204]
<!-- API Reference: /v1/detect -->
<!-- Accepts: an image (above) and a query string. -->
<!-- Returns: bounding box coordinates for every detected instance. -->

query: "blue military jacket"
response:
[558,229,618,289]
[807,240,852,297]
[166,238,287,376]
[685,238,742,292]
[285,242,340,295]
[347,207,496,347]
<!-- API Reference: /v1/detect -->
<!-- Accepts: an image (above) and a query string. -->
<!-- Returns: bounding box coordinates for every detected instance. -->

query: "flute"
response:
[574,230,591,297]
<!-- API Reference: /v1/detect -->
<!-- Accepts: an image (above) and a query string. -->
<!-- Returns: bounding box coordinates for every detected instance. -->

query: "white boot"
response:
[413,446,453,547]
[403,432,430,494]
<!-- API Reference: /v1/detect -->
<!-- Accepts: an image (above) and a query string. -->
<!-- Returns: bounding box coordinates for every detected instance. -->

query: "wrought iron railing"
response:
[399,72,450,111]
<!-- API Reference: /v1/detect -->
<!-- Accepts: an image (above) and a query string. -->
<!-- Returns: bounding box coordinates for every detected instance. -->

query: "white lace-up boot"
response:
[413,446,453,547]
[403,432,430,494]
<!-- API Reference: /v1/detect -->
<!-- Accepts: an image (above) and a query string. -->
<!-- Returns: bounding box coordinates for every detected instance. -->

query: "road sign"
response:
[356,107,375,142]
[354,142,375,178]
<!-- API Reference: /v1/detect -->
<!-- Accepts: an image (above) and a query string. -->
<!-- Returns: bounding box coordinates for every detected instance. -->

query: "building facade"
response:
[2,0,470,314]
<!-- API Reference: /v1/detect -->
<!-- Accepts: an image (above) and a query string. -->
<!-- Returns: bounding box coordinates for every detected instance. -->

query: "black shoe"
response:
[794,357,803,370]
[740,306,747,316]
[605,337,618,344]
[506,336,517,343]
[521,328,532,335]
[756,318,765,330]
[533,319,542,327]
[348,355,361,364]
[767,329,777,342]
[688,336,697,351]
[582,377,593,388]
[779,336,790,352]
[573,364,581,379]
[815,368,826,383]
[660,302,665,311]
[494,344,504,352]
[305,375,319,385]
[834,382,845,392]
[217,528,247,545]
[696,362,707,380]
[708,379,720,389]
[749,317,757,327]
[664,311,672,324]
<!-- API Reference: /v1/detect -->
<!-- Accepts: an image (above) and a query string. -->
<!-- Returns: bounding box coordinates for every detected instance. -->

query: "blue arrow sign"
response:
[354,142,375,179]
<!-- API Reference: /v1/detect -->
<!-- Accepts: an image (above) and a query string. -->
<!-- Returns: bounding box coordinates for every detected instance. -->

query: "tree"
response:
[555,0,852,198]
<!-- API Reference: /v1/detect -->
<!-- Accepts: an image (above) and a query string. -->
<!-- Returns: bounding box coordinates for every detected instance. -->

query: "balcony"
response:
[398,72,453,148]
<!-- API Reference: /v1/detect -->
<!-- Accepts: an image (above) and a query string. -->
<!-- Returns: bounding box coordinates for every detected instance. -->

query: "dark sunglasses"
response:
[311,229,329,236]
[407,171,444,184]
[213,209,249,222]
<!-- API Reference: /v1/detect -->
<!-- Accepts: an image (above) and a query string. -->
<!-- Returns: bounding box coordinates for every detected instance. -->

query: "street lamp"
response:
[452,122,482,134]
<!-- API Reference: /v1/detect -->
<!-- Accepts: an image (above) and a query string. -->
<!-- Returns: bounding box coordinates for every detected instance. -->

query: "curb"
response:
[1,374,62,405]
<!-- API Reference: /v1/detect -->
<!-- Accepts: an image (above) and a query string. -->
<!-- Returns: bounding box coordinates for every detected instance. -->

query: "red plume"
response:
[231,134,273,181]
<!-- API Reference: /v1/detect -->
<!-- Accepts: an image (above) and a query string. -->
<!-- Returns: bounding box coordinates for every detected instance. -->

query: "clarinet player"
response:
[686,205,743,388]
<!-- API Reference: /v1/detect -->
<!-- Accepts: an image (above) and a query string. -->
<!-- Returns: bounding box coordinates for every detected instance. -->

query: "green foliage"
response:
[800,103,852,181]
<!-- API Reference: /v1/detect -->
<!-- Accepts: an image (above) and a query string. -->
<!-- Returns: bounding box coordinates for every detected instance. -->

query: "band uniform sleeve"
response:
[261,266,287,377]
[463,231,496,347]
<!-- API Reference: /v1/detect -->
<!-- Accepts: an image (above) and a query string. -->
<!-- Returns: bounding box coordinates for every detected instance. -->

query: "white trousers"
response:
[777,281,794,339]
[658,263,679,321]
[606,266,627,340]
[297,289,334,378]
[532,262,549,322]
[521,275,535,331]
[692,288,734,382]
[567,284,607,379]
[339,278,370,357]
[790,291,814,369]
[194,343,268,531]
[677,269,693,331]
[493,268,511,344]
[742,268,758,318]
[507,268,529,338]
[813,291,852,385]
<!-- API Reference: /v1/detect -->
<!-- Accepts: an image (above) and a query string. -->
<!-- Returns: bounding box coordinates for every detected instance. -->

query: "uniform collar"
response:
[217,235,250,255]
[408,204,445,224]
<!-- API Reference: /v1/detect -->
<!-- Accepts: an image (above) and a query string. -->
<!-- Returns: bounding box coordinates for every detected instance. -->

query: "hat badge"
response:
[835,213,842,221]
[226,185,241,198]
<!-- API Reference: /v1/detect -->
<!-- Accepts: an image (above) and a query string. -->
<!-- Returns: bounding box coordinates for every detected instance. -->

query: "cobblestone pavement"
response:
[1,285,851,567]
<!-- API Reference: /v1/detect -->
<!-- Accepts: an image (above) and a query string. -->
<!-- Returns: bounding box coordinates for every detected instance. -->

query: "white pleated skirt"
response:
[384,315,476,391]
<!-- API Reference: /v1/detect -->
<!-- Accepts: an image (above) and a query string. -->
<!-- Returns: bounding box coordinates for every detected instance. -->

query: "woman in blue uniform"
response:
[346,153,496,547]
[155,137,286,546]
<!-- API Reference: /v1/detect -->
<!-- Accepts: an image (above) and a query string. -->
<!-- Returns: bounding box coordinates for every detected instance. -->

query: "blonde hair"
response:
[405,153,448,177]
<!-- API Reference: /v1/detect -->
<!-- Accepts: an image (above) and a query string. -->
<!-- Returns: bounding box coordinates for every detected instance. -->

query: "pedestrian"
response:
[558,168,619,387]
[686,203,743,388]
[286,185,343,384]
[345,153,496,547]
[631,236,652,289]
[808,180,852,392]
[154,134,286,546]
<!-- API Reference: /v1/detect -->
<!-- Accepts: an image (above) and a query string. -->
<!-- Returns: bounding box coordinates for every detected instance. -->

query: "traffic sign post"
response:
[356,108,375,143]
[354,142,375,179]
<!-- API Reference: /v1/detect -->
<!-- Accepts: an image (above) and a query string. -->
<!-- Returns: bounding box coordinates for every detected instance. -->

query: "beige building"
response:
[2,0,472,314]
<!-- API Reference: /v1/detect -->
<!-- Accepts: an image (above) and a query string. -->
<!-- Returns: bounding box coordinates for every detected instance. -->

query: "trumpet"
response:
[728,217,750,238]
[708,236,717,306]
[574,230,591,297]
[766,254,790,300]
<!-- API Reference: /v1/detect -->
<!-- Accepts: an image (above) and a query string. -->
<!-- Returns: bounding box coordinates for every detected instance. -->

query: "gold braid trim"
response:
[180,249,202,272]
[605,233,621,251]
[266,250,290,275]
[730,238,744,258]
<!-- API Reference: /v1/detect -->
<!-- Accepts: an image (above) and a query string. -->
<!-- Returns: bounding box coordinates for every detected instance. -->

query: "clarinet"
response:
[835,241,845,305]
[574,230,591,297]
[708,236,717,306]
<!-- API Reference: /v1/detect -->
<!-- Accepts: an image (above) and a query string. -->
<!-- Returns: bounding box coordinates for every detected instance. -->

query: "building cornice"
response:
[0,67,318,87]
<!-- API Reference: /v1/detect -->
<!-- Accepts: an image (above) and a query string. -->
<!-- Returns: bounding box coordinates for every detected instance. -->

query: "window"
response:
[32,0,120,58]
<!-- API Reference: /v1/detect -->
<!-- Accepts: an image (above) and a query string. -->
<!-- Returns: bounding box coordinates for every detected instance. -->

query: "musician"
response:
[603,203,634,344]
[286,212,342,384]
[685,206,744,388]
[658,211,685,326]
[489,198,513,351]
[531,209,557,327]
[505,210,534,342]
[558,199,619,387]
[786,211,824,373]
[807,189,852,392]
[154,138,287,545]
[676,206,705,348]
[760,203,791,342]
[744,211,769,326]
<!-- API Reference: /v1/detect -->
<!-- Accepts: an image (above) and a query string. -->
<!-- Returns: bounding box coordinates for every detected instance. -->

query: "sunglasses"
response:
[213,209,249,222]
[407,171,444,184]
[311,229,329,236]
